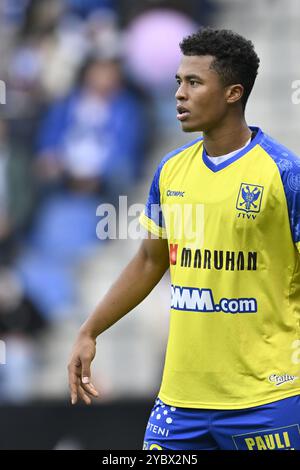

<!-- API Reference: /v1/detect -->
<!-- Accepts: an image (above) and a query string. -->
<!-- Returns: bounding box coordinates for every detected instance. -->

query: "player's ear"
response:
[225,84,244,104]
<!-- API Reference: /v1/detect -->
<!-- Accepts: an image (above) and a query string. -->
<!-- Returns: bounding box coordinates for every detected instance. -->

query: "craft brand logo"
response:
[268,373,299,386]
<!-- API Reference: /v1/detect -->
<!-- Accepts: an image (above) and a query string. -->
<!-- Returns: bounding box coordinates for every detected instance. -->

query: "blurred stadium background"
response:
[0,0,299,450]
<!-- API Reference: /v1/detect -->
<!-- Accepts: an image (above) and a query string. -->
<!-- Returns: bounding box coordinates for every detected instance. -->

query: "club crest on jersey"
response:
[236,183,264,214]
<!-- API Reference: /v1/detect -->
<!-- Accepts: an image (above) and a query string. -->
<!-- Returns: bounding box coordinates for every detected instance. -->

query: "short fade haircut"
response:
[180,28,260,108]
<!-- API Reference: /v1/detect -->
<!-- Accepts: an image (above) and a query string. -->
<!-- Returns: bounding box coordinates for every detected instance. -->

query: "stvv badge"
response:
[236,183,264,213]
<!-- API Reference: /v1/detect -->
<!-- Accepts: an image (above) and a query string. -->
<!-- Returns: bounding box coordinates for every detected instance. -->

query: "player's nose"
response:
[175,83,188,100]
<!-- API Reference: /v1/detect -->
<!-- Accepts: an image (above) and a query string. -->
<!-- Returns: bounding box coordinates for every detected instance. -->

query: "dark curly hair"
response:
[180,28,260,108]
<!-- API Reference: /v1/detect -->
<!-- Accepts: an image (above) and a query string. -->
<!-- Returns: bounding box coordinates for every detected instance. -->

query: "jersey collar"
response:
[202,126,263,173]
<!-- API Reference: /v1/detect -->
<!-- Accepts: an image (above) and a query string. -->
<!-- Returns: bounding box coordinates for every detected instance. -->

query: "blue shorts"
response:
[143,395,300,450]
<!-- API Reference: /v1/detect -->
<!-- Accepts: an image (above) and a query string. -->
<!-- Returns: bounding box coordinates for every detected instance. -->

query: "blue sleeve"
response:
[278,165,300,243]
[143,164,165,230]
[260,135,300,244]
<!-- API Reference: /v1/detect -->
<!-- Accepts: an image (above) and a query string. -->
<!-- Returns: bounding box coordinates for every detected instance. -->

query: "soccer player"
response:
[68,28,300,450]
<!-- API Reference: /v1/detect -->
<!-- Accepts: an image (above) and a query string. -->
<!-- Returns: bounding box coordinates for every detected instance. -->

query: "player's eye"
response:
[190,80,199,86]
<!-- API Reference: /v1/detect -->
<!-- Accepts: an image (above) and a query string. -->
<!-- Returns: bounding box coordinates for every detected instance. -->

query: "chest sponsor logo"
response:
[236,183,264,216]
[171,285,257,314]
[169,244,257,271]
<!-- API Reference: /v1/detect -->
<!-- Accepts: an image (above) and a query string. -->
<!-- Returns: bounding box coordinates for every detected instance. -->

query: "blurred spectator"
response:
[66,0,117,18]
[20,0,64,37]
[0,120,35,262]
[0,268,46,337]
[0,264,46,403]
[6,36,45,147]
[0,120,45,403]
[36,54,147,198]
[118,0,218,28]
[0,0,31,27]
[15,54,148,321]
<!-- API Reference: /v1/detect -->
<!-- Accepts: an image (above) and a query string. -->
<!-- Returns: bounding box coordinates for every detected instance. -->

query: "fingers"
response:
[70,377,78,405]
[68,352,98,405]
[68,363,80,405]
[81,358,92,386]
[68,367,99,405]
[81,381,99,398]
[70,380,98,405]
[78,385,93,405]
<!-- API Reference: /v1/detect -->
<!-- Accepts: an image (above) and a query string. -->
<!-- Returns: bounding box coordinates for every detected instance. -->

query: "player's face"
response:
[175,55,228,132]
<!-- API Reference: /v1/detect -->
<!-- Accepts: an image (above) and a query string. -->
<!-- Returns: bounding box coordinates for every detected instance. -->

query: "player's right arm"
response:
[68,235,169,405]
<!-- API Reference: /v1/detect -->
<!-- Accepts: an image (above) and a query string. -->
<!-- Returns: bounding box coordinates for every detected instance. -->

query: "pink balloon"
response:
[124,9,197,89]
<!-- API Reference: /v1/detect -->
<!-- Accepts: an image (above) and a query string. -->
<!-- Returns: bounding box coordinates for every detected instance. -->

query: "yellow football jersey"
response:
[139,127,300,409]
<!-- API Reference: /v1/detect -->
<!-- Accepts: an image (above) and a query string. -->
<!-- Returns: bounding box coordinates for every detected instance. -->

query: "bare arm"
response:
[68,235,169,404]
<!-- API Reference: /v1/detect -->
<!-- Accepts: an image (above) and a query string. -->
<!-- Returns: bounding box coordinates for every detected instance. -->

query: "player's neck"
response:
[203,118,251,157]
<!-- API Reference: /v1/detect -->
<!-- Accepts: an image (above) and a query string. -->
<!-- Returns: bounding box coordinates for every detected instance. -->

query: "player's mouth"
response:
[176,105,191,121]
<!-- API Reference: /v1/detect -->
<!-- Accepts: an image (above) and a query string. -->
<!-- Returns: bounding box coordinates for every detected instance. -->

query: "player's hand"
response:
[68,332,99,405]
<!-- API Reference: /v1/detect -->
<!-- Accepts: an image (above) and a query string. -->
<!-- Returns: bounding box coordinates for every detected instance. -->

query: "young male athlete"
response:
[68,28,300,450]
